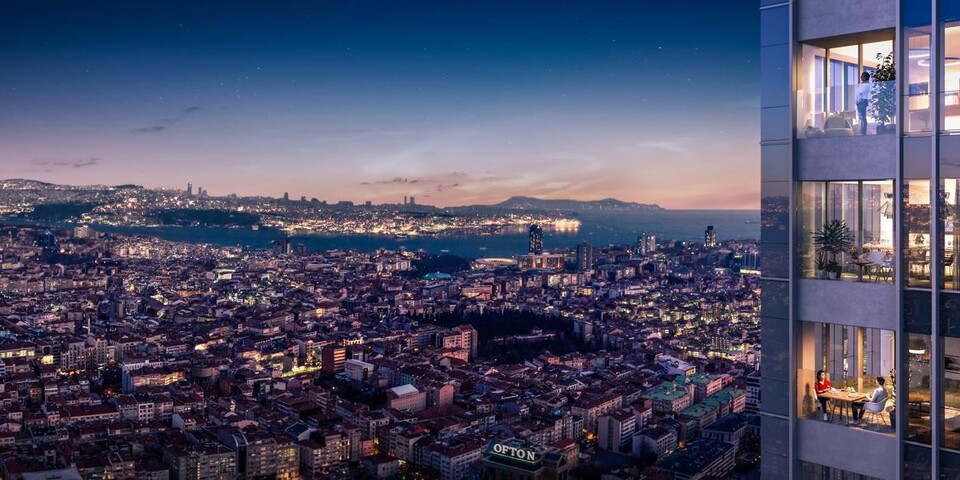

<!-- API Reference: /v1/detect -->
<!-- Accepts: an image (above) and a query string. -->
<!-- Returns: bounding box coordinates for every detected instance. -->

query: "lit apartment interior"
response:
[797,37,894,137]
[798,180,895,282]
[797,322,896,435]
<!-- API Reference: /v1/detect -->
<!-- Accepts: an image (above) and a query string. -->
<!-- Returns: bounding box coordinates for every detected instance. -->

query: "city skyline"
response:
[0,1,760,209]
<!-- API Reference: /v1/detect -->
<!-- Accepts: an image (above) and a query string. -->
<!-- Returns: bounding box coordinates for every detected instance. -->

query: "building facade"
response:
[528,224,544,255]
[760,0,960,477]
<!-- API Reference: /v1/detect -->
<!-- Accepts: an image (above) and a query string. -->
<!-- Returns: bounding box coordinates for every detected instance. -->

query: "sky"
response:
[0,1,760,209]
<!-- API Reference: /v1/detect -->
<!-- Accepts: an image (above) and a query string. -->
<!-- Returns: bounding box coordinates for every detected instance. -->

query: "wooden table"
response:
[909,391,931,415]
[852,259,872,282]
[818,390,867,422]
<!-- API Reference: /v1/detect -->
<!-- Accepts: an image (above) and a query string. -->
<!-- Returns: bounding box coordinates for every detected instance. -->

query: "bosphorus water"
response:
[91,209,759,259]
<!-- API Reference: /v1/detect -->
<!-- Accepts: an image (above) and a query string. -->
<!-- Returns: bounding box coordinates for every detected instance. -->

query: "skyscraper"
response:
[704,225,716,248]
[576,241,593,271]
[187,182,193,196]
[760,1,936,478]
[528,224,544,255]
[637,232,656,255]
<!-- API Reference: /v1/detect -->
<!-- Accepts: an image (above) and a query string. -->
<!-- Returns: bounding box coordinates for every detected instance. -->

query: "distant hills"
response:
[490,196,662,212]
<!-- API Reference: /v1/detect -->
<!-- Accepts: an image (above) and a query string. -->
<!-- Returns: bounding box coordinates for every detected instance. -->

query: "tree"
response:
[870,52,896,131]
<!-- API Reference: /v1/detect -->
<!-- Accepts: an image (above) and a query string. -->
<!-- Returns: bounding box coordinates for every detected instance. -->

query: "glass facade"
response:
[907,333,933,444]
[797,40,896,138]
[798,461,884,480]
[906,179,934,287]
[798,181,896,281]
[797,321,896,434]
[906,26,933,133]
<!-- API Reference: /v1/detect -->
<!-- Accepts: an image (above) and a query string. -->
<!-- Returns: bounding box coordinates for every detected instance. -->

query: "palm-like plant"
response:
[813,219,854,277]
[870,52,896,132]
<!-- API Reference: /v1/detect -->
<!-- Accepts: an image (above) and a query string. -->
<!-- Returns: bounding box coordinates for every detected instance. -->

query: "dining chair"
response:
[867,251,892,283]
[862,398,890,429]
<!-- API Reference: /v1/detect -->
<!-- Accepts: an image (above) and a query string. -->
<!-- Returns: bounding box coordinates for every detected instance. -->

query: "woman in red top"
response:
[815,369,831,420]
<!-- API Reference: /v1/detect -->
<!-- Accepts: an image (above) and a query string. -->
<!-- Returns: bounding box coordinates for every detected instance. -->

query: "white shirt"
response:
[869,385,888,404]
[855,81,872,104]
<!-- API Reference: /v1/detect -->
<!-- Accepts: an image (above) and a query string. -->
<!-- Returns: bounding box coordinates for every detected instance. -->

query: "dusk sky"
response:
[0,1,759,209]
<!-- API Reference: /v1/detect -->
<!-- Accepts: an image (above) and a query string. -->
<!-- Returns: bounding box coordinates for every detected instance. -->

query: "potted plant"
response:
[889,368,897,429]
[813,219,854,280]
[814,251,827,279]
[870,52,896,134]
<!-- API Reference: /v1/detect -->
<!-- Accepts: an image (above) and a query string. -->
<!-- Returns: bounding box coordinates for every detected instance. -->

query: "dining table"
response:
[851,259,873,282]
[818,389,868,423]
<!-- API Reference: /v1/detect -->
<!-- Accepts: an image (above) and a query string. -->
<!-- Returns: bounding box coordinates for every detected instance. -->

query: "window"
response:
[798,461,883,480]
[943,178,960,290]
[798,181,895,282]
[943,334,960,451]
[942,4,960,131]
[906,333,932,445]
[797,39,894,138]
[905,179,932,287]
[906,26,932,133]
[796,321,895,435]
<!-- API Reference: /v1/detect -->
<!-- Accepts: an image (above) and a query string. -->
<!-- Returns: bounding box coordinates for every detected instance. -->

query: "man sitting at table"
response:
[850,377,889,425]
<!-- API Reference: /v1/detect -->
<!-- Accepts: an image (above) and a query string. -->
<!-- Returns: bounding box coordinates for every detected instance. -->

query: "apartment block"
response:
[760,0,960,477]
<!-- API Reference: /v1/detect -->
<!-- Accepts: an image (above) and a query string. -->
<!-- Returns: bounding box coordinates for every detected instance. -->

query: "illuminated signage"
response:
[489,442,539,463]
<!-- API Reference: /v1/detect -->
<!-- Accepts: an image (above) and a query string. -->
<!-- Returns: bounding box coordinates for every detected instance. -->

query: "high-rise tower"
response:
[704,225,717,248]
[528,224,544,255]
[758,1,946,477]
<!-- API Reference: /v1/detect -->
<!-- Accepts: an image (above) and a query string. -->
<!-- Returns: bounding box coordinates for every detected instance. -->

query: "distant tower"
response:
[576,241,593,271]
[274,237,292,255]
[637,232,656,254]
[705,225,717,247]
[187,182,193,196]
[528,224,544,255]
[283,192,290,202]
[404,196,408,205]
[409,196,416,205]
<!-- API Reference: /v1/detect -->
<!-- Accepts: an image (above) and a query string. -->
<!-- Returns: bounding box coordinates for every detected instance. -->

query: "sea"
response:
[85,210,759,259]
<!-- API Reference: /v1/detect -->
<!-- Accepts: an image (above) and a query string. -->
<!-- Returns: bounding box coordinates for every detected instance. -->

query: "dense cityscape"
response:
[0,218,761,479]
[0,1,794,478]
[0,179,625,238]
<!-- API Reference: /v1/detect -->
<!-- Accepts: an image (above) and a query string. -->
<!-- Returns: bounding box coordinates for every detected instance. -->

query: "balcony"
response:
[795,417,897,480]
[797,81,897,139]
[795,36,897,178]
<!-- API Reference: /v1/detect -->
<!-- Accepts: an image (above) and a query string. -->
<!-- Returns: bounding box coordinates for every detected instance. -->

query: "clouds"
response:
[633,138,691,156]
[132,125,167,133]
[30,157,101,172]
[360,177,422,185]
[131,106,203,133]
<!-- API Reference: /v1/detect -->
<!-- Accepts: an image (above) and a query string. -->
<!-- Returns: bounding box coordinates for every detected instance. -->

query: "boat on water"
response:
[479,246,487,250]
[440,249,450,253]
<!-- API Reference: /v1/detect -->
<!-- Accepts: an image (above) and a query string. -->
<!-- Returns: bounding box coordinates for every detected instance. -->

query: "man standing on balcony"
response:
[855,71,872,135]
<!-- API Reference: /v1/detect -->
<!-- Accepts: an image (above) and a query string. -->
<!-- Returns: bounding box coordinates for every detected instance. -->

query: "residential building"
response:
[760,0,929,477]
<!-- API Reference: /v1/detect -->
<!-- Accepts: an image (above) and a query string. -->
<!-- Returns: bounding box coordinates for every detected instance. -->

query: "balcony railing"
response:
[797,81,898,138]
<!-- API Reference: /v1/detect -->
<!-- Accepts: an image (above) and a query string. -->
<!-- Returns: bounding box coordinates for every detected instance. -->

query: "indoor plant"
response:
[870,52,896,134]
[814,251,827,279]
[813,219,854,280]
